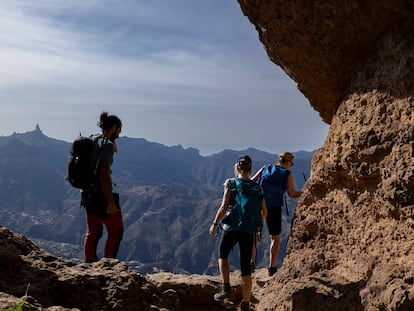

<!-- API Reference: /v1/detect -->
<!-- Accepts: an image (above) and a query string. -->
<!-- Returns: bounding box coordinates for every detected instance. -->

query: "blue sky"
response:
[0,0,328,155]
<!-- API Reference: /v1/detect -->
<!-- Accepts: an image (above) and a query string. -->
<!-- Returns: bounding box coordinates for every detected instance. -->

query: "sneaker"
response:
[268,266,277,276]
[239,301,250,311]
[214,283,231,301]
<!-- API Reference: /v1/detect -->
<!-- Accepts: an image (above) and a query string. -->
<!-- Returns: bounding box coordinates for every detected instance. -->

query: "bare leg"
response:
[219,258,230,283]
[241,275,252,303]
[250,232,259,263]
[269,234,281,268]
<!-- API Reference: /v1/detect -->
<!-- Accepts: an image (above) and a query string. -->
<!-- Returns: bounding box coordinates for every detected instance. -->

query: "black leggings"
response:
[219,230,254,276]
[266,206,282,236]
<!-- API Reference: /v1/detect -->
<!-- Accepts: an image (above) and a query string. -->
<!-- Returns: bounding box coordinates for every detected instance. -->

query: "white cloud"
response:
[0,0,328,155]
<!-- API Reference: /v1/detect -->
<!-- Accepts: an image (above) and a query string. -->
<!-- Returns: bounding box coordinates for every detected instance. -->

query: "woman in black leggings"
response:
[209,155,267,311]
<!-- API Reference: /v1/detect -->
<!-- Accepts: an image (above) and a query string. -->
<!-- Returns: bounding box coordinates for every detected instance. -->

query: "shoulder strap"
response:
[234,177,241,188]
[281,169,290,215]
[228,178,238,195]
[92,135,108,179]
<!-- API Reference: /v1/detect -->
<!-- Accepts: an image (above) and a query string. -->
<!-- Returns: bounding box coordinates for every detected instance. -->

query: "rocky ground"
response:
[4,221,412,311]
[0,225,273,311]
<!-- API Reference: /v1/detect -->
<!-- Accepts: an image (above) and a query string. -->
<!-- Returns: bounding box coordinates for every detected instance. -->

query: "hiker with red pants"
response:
[82,111,123,262]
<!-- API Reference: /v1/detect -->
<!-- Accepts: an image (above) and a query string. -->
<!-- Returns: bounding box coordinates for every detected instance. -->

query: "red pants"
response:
[83,210,123,262]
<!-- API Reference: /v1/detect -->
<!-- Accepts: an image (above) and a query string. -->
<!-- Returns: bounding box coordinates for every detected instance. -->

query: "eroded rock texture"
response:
[238,0,414,123]
[238,1,414,310]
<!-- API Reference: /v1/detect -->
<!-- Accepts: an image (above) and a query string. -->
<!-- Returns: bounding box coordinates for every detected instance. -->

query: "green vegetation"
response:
[2,298,26,311]
[2,284,30,311]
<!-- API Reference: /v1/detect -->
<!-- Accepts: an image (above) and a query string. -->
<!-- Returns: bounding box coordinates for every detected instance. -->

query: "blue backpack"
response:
[227,178,263,233]
[259,165,289,208]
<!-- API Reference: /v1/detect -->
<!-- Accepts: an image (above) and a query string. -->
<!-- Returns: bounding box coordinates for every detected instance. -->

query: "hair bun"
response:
[237,155,252,170]
[279,152,294,163]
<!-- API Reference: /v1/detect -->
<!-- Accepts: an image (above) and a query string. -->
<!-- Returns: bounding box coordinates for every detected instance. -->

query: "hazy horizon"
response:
[5,124,318,157]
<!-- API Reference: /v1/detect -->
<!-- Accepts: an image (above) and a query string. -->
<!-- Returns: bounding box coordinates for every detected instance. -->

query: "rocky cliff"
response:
[0,226,230,311]
[237,0,414,310]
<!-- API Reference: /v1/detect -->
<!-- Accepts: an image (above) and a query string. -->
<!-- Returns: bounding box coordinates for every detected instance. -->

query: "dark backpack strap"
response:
[283,169,290,215]
[227,178,238,198]
[92,135,108,181]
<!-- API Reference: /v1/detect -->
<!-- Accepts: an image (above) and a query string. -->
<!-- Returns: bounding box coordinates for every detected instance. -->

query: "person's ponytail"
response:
[98,111,122,131]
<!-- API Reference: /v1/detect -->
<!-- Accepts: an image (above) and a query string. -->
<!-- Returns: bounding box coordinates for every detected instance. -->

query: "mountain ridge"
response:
[0,126,313,275]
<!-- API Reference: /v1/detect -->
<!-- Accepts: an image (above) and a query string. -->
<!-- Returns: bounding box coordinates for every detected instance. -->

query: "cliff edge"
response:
[238,0,414,310]
[0,226,241,311]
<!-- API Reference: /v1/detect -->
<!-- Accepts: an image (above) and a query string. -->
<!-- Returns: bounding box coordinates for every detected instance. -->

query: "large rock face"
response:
[238,1,414,310]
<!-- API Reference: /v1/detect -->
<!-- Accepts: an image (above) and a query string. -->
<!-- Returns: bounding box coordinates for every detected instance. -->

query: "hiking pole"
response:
[284,194,289,216]
[302,172,307,182]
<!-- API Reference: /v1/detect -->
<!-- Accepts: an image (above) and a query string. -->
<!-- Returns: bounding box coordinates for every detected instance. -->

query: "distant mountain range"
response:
[0,126,314,274]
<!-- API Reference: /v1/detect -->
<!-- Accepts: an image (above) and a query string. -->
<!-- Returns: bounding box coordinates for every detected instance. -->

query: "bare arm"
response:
[261,198,268,220]
[209,186,231,236]
[286,173,303,198]
[251,166,265,182]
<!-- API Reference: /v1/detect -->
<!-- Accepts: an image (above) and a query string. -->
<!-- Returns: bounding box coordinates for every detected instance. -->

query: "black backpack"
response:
[67,135,100,190]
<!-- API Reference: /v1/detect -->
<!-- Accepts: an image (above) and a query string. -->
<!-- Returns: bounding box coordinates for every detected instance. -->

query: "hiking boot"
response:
[214,283,231,301]
[239,301,250,311]
[268,266,277,276]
